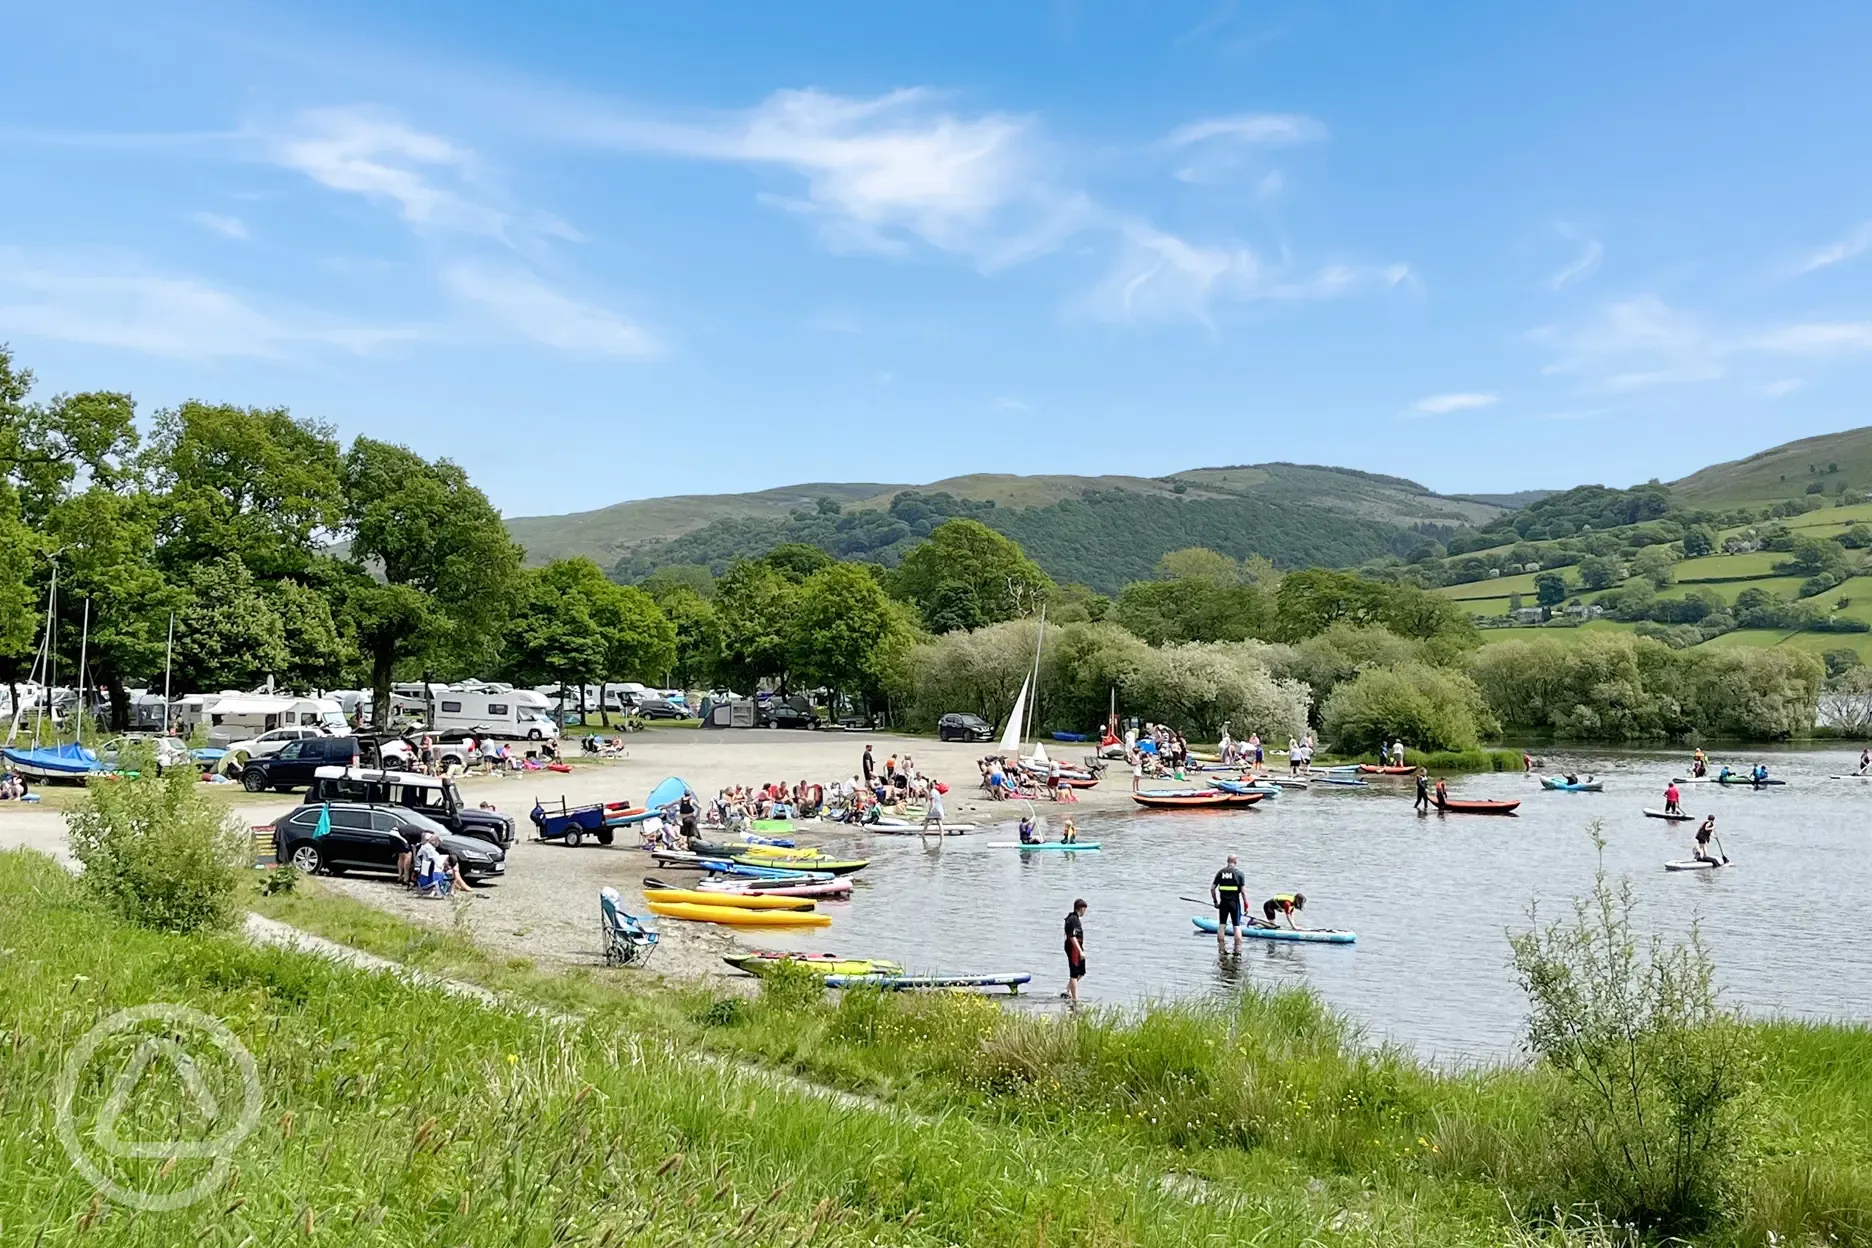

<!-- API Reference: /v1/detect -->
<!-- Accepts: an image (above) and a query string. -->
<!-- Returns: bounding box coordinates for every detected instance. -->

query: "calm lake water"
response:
[752,746,1872,1062]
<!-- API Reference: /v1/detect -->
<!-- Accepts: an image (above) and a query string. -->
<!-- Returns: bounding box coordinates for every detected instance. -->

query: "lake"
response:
[762,746,1872,1062]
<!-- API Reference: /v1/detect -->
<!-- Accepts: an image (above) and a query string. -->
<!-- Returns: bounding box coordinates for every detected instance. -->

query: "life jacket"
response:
[1271,894,1298,912]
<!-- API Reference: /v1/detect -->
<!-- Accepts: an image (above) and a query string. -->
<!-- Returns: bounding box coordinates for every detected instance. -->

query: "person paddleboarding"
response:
[1210,854,1248,954]
[1257,892,1307,930]
[1664,781,1683,816]
[1694,815,1725,866]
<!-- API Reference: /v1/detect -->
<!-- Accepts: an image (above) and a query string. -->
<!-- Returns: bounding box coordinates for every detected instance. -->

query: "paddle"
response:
[1713,832,1730,866]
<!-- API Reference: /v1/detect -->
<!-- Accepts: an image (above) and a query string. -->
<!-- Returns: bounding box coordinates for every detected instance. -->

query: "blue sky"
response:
[4,1,1872,516]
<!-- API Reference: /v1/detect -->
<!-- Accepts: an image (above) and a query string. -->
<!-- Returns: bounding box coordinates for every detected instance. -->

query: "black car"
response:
[632,697,688,720]
[240,735,363,792]
[938,712,995,742]
[760,703,820,730]
[274,803,506,883]
[306,765,516,848]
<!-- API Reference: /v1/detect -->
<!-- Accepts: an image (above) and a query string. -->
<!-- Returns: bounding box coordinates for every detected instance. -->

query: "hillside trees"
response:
[893,519,1052,629]
[1321,662,1496,754]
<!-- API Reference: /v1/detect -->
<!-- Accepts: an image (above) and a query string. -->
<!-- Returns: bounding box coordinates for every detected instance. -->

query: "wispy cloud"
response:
[189,212,249,240]
[1760,378,1805,398]
[1790,222,1872,275]
[1546,224,1602,291]
[0,247,414,359]
[576,88,1085,266]
[1164,113,1327,148]
[1412,392,1499,415]
[440,263,659,358]
[1531,294,1723,392]
[993,396,1030,412]
[1748,322,1872,356]
[1080,221,1407,325]
[273,106,510,239]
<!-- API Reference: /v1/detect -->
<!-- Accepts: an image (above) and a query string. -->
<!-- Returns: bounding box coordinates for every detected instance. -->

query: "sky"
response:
[3,1,1872,517]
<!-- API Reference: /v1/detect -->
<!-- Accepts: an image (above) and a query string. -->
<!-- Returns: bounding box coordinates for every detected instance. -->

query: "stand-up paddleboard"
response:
[1828,774,1872,781]
[1643,809,1695,821]
[1664,859,1729,871]
[1190,916,1356,944]
[985,841,1102,851]
[824,972,1030,993]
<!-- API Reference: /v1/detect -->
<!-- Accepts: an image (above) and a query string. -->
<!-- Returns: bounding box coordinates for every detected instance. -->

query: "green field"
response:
[1674,550,1784,581]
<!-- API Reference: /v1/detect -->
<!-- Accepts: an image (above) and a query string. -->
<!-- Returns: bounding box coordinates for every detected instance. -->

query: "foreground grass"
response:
[11,854,1871,1244]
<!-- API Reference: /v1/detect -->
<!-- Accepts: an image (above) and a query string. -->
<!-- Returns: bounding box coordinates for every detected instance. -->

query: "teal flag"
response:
[314,803,330,839]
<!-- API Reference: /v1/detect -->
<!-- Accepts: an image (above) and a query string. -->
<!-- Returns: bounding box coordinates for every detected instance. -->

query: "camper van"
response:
[204,695,348,747]
[423,689,558,740]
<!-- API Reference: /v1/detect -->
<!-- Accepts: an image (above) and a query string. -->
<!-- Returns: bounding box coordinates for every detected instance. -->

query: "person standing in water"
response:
[1210,854,1248,954]
[1414,768,1431,812]
[1063,899,1088,1004]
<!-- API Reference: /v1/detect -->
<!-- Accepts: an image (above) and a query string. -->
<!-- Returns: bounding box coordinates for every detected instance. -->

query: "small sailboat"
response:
[3,570,105,782]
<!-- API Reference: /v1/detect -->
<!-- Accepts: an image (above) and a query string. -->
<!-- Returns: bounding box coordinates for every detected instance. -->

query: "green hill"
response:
[510,462,1511,583]
[1671,426,1872,506]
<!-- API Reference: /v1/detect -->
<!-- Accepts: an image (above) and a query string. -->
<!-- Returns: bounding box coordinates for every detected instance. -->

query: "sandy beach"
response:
[0,727,1132,983]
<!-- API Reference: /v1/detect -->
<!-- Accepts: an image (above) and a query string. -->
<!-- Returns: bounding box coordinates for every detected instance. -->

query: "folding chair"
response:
[599,887,659,967]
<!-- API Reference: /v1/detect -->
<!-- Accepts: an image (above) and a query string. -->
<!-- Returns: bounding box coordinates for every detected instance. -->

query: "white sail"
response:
[1028,740,1050,766]
[999,676,1029,753]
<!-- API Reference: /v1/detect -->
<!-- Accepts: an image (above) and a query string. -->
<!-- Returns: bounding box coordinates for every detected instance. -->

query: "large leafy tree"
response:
[648,584,722,690]
[788,562,900,708]
[501,566,606,702]
[891,519,1051,628]
[171,557,290,692]
[342,438,522,724]
[713,559,796,692]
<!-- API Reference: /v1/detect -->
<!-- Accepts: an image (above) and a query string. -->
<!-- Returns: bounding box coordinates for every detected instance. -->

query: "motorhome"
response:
[422,689,558,739]
[204,695,348,747]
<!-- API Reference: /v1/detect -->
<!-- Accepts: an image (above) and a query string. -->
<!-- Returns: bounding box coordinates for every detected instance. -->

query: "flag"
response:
[314,803,330,839]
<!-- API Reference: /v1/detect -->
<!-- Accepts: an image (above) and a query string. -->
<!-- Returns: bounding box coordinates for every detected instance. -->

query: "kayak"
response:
[712,842,821,861]
[1310,765,1363,775]
[695,877,851,898]
[735,854,869,876]
[1434,798,1520,815]
[641,886,813,911]
[651,852,834,881]
[1540,777,1605,792]
[1643,809,1696,821]
[1359,764,1416,776]
[723,952,901,976]
[824,973,1031,993]
[1665,859,1729,871]
[1267,776,1312,789]
[1716,776,1785,786]
[739,831,797,847]
[1215,780,1281,796]
[1190,917,1356,944]
[861,824,974,836]
[984,841,1102,850]
[1317,777,1369,787]
[644,900,831,927]
[1132,790,1265,809]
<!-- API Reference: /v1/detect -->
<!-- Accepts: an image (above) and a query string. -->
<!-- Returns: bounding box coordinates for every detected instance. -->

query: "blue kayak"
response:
[1214,780,1279,797]
[1190,916,1356,944]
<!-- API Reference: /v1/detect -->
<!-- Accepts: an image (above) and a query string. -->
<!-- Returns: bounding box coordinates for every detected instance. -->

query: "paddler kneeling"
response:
[1253,892,1307,931]
[1018,814,1040,845]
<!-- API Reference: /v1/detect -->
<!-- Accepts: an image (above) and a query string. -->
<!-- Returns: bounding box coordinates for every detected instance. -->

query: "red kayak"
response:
[1132,789,1265,810]
[1434,797,1520,815]
[1360,764,1417,775]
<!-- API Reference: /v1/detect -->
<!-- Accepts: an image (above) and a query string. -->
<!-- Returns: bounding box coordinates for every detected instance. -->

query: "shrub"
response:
[1510,826,1758,1232]
[65,752,247,934]
[1321,662,1496,754]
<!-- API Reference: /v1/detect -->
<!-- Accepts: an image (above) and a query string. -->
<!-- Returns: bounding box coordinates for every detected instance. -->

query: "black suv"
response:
[632,697,689,720]
[274,803,505,883]
[240,736,363,792]
[305,766,516,848]
[938,712,995,742]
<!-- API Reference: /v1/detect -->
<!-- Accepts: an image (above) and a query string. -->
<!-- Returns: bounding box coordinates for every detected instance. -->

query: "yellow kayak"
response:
[644,900,831,928]
[735,844,824,861]
[641,887,813,911]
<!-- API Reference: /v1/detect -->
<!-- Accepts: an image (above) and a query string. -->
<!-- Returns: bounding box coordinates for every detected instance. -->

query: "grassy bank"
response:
[10,852,1872,1245]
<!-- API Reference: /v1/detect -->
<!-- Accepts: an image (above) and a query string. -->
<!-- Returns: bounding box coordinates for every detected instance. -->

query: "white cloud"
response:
[1164,113,1327,148]
[1792,222,1872,275]
[585,88,1085,266]
[440,263,659,358]
[1546,230,1602,291]
[190,212,249,240]
[0,247,412,359]
[1531,294,1723,391]
[1748,322,1872,356]
[993,396,1030,412]
[1412,392,1499,415]
[1760,378,1805,397]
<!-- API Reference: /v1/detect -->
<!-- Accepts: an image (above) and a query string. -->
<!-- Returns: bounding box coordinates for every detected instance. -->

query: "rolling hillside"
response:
[509,462,1514,580]
[1672,426,1872,506]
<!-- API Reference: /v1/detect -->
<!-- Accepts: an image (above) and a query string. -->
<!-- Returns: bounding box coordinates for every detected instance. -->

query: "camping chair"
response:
[599,887,659,968]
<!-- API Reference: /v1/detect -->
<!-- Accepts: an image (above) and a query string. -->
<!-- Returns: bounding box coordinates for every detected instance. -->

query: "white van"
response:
[204,695,347,747]
[426,690,558,740]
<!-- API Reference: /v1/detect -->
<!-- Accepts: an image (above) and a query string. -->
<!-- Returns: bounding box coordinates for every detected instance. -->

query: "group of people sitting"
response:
[709,780,825,827]
[578,734,630,758]
[978,754,1082,802]
[380,733,558,777]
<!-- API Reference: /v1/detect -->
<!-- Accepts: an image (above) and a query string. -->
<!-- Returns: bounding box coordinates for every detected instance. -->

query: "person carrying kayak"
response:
[1063,899,1088,1004]
[1210,854,1248,954]
[1414,768,1431,812]
[1259,892,1307,930]
[1663,781,1683,816]
[1694,816,1721,866]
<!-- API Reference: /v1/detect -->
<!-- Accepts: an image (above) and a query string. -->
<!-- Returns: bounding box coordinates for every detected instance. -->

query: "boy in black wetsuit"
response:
[1063,900,1087,1004]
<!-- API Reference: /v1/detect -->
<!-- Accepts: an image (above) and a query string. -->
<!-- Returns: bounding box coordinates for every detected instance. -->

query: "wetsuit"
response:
[1064,910,1086,981]
[1212,866,1246,930]
[1414,774,1430,811]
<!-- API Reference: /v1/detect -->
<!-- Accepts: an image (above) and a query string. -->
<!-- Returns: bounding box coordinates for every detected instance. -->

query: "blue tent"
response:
[645,776,694,810]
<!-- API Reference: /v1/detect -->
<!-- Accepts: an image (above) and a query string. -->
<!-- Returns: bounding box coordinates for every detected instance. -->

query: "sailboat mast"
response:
[1022,604,1046,749]
[75,598,89,745]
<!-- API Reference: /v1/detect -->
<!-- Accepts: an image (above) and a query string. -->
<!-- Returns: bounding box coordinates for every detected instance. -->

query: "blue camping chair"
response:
[599,887,659,968]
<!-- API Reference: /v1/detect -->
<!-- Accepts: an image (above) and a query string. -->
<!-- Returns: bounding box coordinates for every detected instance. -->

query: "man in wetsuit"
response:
[1414,768,1431,812]
[1210,854,1248,954]
[1063,899,1088,1004]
